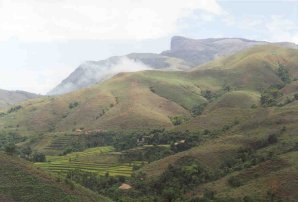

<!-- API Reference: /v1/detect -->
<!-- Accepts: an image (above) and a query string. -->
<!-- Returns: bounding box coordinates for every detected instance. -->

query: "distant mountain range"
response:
[162,36,298,65]
[48,36,298,95]
[0,89,39,109]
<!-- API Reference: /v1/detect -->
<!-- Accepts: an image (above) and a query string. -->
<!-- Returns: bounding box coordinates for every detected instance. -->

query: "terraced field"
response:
[35,146,141,177]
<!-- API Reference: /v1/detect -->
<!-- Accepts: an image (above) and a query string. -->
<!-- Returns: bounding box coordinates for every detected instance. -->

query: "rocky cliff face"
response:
[162,36,298,66]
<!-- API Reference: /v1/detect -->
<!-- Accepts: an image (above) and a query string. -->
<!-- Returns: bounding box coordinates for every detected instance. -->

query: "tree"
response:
[162,187,179,202]
[20,146,32,158]
[32,152,46,162]
[4,143,16,155]
[191,103,207,117]
[277,65,291,84]
[201,90,215,101]
[228,176,242,187]
[260,86,283,107]
[69,101,79,109]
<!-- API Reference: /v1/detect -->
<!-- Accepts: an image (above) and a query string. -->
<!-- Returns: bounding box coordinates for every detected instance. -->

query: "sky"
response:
[0,0,298,94]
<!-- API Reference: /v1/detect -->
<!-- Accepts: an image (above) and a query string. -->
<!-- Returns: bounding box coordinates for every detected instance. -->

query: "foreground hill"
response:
[0,89,39,109]
[0,152,111,202]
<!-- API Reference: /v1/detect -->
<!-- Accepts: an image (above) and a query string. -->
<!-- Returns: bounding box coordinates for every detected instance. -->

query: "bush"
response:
[69,101,79,109]
[228,176,242,187]
[267,134,278,144]
[191,103,207,117]
[32,152,46,162]
[201,90,216,101]
[277,65,291,84]
[203,189,215,199]
[4,143,16,155]
[169,115,188,126]
[20,146,32,158]
[7,105,22,113]
[260,86,283,107]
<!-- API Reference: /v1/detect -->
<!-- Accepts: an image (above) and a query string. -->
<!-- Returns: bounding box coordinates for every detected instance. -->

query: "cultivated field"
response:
[35,146,141,176]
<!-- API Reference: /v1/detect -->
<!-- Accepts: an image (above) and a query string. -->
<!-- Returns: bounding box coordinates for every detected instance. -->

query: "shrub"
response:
[260,86,283,107]
[169,115,188,126]
[7,105,22,113]
[277,65,291,84]
[191,103,207,117]
[267,134,278,144]
[69,101,79,109]
[251,104,257,108]
[201,90,216,101]
[32,152,46,162]
[203,189,215,199]
[228,176,242,187]
[4,143,16,155]
[20,146,32,158]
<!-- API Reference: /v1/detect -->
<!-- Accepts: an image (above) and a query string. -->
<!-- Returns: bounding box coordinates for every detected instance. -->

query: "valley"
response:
[1,43,298,201]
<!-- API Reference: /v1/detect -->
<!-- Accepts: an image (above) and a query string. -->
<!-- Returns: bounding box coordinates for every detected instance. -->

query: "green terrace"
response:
[34,146,143,177]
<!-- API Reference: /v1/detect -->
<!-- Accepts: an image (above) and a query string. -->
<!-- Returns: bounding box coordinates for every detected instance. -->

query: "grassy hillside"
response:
[140,101,298,201]
[1,45,298,201]
[2,45,297,136]
[0,152,111,202]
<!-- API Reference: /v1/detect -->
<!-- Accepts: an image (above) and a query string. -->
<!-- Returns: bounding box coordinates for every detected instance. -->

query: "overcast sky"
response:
[0,0,298,94]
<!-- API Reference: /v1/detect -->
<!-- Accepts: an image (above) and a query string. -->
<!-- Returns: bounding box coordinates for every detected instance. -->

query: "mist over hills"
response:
[48,36,298,95]
[47,53,190,95]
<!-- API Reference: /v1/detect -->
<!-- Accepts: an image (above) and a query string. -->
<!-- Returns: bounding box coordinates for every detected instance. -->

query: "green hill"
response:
[2,45,297,136]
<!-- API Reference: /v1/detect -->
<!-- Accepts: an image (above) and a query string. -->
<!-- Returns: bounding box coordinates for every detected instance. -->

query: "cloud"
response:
[0,0,225,42]
[265,16,298,43]
[219,13,298,44]
[48,56,153,95]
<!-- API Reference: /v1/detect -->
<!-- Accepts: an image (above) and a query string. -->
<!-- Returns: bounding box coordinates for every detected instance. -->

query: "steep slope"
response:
[0,89,39,109]
[162,36,298,66]
[0,152,111,202]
